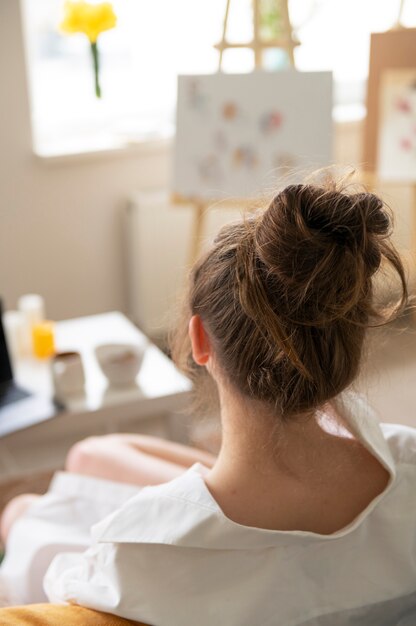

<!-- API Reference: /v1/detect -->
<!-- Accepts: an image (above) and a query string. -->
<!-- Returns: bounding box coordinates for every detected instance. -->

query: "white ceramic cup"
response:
[95,343,144,387]
[51,351,86,399]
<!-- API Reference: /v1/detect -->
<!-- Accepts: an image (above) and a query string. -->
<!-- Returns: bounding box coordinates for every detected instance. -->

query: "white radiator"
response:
[124,190,243,339]
[124,190,192,338]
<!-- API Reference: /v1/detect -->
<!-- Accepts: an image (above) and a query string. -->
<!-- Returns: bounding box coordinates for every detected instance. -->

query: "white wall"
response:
[0,0,170,320]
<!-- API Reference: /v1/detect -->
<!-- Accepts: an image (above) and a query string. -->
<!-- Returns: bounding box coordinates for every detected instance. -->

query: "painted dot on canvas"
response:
[260,111,283,134]
[395,97,412,113]
[399,137,412,151]
[222,102,238,120]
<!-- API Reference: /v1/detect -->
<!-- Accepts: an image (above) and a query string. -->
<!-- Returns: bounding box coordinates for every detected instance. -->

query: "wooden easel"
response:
[362,14,416,320]
[394,0,406,28]
[215,0,298,69]
[398,1,416,320]
[393,0,416,298]
[174,0,298,266]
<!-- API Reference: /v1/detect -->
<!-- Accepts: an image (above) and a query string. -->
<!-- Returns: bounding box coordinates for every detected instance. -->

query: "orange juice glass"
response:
[32,321,55,359]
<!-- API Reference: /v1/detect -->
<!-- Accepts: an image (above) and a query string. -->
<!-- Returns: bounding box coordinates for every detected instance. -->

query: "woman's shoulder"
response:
[335,393,416,470]
[380,422,416,466]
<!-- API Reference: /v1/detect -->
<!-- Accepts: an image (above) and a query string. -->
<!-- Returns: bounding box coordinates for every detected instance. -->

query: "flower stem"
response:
[90,41,101,99]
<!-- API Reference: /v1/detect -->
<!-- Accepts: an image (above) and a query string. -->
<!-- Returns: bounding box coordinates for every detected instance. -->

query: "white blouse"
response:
[41,393,416,626]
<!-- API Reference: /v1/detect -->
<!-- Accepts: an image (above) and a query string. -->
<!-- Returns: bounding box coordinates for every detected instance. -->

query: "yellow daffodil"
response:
[60,1,117,43]
[60,1,117,98]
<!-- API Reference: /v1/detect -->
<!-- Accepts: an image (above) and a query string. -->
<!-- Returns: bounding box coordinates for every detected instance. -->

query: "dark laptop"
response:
[0,299,56,437]
[0,300,32,407]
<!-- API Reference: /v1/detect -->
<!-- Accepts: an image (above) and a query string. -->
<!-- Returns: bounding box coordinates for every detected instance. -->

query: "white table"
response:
[0,312,192,479]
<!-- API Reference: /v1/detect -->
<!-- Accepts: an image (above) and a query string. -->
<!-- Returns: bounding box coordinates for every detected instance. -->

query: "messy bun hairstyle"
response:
[171,181,408,418]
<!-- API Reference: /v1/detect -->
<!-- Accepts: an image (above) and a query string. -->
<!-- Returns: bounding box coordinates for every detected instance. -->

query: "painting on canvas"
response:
[173,71,333,200]
[378,69,416,182]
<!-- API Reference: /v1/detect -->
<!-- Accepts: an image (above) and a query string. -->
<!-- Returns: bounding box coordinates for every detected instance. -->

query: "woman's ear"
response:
[189,315,211,366]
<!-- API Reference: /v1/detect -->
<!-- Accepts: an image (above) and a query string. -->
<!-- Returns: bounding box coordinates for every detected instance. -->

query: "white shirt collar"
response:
[93,392,396,550]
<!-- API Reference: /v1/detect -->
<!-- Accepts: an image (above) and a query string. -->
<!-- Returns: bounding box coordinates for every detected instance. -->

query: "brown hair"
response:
[171,180,408,419]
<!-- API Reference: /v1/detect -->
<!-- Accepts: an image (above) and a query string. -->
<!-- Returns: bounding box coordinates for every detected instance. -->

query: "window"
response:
[22,0,225,155]
[22,0,416,157]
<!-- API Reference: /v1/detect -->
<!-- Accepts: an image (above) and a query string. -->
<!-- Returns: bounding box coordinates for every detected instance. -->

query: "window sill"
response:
[33,133,173,164]
[32,105,363,165]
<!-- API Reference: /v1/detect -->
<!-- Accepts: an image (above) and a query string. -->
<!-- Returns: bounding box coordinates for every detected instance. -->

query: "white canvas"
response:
[378,69,416,182]
[173,71,333,200]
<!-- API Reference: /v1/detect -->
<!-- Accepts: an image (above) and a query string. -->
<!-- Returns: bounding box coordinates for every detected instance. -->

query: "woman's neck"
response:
[203,387,386,533]
[210,387,332,479]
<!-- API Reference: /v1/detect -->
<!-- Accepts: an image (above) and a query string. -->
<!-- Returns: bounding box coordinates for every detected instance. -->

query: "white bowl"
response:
[94,343,144,387]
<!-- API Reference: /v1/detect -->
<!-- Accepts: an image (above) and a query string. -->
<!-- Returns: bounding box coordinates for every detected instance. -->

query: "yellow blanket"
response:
[0,604,148,626]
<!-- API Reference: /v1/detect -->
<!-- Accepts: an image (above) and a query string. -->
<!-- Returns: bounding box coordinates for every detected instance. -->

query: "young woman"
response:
[1,181,416,625]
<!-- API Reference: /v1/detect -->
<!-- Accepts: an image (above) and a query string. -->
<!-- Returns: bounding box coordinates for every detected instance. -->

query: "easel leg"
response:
[280,0,295,66]
[218,0,231,70]
[189,202,206,267]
